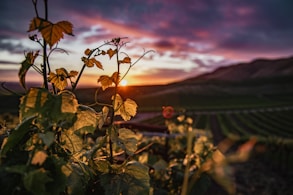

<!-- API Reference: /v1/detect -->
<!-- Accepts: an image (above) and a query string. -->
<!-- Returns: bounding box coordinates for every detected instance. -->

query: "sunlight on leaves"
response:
[28,17,74,48]
[84,48,91,56]
[71,105,99,135]
[111,72,119,85]
[113,94,137,121]
[31,150,48,165]
[97,106,109,129]
[48,68,78,91]
[58,90,78,114]
[61,129,83,154]
[19,51,39,89]
[81,57,103,69]
[107,48,117,59]
[98,72,120,90]
[119,57,131,64]
[19,88,49,121]
[98,75,113,90]
[19,88,78,126]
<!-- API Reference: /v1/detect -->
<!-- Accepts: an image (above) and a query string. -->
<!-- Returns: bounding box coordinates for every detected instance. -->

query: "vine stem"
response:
[181,125,193,195]
[42,0,49,89]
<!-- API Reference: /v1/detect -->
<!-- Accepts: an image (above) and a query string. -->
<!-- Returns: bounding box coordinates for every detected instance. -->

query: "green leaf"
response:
[116,128,138,156]
[23,168,53,195]
[19,88,50,121]
[66,163,88,195]
[19,88,78,128]
[100,161,150,195]
[39,131,55,147]
[122,161,150,195]
[93,159,110,173]
[1,115,36,156]
[60,129,83,154]
[73,105,99,136]
[114,94,137,121]
[4,165,28,175]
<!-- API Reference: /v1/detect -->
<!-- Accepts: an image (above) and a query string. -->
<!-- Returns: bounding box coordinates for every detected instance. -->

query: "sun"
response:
[120,79,128,86]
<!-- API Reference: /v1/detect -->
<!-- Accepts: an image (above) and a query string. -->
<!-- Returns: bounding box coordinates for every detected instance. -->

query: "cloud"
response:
[1,0,293,85]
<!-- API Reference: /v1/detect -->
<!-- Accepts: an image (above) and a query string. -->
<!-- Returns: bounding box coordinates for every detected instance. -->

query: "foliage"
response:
[0,1,260,195]
[0,1,152,194]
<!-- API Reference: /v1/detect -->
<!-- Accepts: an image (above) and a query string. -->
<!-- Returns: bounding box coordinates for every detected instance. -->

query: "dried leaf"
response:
[119,57,131,64]
[107,48,117,59]
[84,48,91,56]
[19,51,39,89]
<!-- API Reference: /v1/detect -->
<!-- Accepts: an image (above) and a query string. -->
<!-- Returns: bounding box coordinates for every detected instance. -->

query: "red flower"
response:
[162,106,174,119]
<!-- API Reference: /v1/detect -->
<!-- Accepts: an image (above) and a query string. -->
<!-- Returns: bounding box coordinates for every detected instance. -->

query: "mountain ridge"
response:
[177,56,293,84]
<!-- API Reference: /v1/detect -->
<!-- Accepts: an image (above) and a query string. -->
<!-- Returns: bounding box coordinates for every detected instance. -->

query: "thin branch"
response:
[32,0,39,18]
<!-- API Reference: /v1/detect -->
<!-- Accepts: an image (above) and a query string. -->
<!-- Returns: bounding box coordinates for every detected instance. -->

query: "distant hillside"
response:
[180,56,293,84]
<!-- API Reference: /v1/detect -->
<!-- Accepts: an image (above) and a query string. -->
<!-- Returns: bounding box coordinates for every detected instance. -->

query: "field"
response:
[1,79,293,194]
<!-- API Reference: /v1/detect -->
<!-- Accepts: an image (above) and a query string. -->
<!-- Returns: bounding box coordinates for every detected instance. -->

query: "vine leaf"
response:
[124,161,150,194]
[60,129,83,154]
[98,72,119,90]
[31,150,48,166]
[19,51,39,89]
[98,75,112,90]
[82,57,103,69]
[23,168,53,195]
[100,161,150,195]
[114,94,137,121]
[119,57,131,64]
[28,17,74,48]
[107,48,117,59]
[19,88,78,127]
[116,128,138,156]
[111,72,119,85]
[48,68,78,91]
[71,105,99,135]
[0,115,36,156]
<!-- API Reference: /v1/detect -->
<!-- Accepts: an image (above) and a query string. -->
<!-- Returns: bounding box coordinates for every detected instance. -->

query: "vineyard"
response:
[0,0,292,193]
[138,106,293,162]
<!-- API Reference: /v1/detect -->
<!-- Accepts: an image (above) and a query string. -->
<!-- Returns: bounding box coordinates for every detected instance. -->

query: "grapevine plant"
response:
[0,1,259,195]
[0,0,151,194]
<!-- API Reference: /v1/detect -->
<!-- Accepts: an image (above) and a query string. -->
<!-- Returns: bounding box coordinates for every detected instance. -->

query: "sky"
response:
[0,0,293,87]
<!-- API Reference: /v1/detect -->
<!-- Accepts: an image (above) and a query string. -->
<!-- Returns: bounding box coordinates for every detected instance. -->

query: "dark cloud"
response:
[1,0,293,84]
[0,40,27,54]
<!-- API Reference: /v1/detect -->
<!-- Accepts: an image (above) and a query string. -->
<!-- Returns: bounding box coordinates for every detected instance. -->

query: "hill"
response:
[73,56,293,112]
[180,56,293,83]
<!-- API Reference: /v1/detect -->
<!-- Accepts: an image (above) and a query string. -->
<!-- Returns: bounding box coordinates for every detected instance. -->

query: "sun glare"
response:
[120,79,128,86]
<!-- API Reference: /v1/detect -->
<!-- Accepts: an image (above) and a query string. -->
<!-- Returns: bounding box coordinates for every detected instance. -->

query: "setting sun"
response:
[120,79,128,86]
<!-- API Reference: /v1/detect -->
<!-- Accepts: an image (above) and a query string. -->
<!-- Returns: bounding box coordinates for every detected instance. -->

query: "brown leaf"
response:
[120,57,131,64]
[69,70,78,77]
[83,57,103,69]
[84,48,91,56]
[107,48,117,59]
[98,75,113,90]
[28,17,73,48]
[111,72,119,85]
